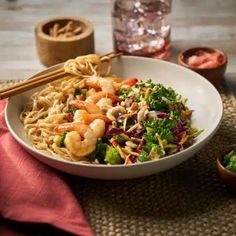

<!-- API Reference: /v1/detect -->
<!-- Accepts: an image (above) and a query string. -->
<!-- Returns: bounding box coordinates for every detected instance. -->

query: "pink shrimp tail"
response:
[54,123,73,133]
[114,77,139,89]
[85,76,101,90]
[86,91,120,103]
[85,114,111,124]
[106,93,120,103]
[71,100,86,110]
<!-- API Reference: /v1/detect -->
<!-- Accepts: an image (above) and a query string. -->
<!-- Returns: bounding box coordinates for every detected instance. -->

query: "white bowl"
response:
[5,56,223,179]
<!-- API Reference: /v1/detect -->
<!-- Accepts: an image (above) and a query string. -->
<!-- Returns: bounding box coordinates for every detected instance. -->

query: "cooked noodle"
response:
[20,54,112,161]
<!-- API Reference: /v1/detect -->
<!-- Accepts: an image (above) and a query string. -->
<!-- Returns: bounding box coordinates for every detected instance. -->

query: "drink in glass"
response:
[112,0,172,60]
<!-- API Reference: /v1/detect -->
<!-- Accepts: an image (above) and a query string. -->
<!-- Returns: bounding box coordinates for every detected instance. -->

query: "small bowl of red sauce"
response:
[178,47,227,87]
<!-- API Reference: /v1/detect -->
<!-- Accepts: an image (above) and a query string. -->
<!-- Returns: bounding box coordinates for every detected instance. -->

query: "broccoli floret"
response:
[54,133,67,147]
[138,151,151,162]
[143,142,153,153]
[143,143,165,159]
[74,88,87,98]
[149,144,165,158]
[104,146,123,165]
[88,139,107,163]
[59,132,67,147]
[143,119,175,142]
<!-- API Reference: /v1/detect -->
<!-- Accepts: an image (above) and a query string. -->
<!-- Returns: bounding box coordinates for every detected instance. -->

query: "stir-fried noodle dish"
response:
[20,54,203,165]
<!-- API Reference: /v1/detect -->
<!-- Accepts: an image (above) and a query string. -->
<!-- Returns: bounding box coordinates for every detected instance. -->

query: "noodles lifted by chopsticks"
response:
[64,54,112,77]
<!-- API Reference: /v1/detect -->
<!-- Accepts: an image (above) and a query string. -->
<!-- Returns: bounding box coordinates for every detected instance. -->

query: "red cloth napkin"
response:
[0,99,94,236]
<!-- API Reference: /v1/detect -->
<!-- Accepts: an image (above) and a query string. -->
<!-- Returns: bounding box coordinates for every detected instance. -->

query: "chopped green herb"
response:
[148,84,177,112]
[69,107,78,114]
[143,119,175,142]
[117,87,131,100]
[223,148,236,172]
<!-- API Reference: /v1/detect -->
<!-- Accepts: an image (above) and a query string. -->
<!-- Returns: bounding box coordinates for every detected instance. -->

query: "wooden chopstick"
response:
[0,52,122,100]
[0,51,121,94]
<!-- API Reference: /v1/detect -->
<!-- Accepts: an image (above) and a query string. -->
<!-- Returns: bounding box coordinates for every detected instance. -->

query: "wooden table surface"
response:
[0,0,236,93]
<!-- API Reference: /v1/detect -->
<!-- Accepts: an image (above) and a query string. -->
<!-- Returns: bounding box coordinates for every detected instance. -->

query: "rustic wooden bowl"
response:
[216,147,236,193]
[178,47,227,87]
[35,16,94,67]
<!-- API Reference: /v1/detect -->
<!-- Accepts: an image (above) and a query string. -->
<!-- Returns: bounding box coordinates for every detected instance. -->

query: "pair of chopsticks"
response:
[0,51,122,100]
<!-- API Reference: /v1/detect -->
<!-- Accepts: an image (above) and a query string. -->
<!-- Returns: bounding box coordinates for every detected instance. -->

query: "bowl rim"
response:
[178,47,228,71]
[5,56,224,169]
[35,16,94,42]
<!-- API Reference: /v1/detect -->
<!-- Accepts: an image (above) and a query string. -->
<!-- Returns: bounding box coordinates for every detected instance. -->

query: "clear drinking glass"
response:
[111,0,172,60]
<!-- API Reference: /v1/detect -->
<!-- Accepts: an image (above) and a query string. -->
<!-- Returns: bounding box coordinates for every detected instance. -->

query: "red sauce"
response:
[185,50,225,69]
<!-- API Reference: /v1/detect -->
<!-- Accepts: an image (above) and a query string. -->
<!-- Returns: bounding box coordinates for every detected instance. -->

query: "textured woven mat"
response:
[1,80,236,236]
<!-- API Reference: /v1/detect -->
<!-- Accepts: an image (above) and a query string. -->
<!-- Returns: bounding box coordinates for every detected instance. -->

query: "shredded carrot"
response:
[182,109,193,118]
[110,138,118,147]
[110,77,123,83]
[109,138,127,160]
[179,131,189,145]
[124,155,132,165]
[118,147,127,160]
[120,111,137,119]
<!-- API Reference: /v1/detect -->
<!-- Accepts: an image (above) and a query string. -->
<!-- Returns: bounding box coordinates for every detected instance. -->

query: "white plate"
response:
[5,56,223,179]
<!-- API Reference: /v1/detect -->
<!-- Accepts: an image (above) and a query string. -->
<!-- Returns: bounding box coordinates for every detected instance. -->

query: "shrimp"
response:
[109,76,123,83]
[78,113,111,124]
[73,109,88,122]
[106,106,126,121]
[86,76,138,92]
[113,78,138,90]
[63,124,97,158]
[96,98,113,112]
[85,76,115,93]
[73,109,110,124]
[89,119,106,138]
[54,113,110,133]
[137,106,149,123]
[86,91,120,104]
[71,100,102,114]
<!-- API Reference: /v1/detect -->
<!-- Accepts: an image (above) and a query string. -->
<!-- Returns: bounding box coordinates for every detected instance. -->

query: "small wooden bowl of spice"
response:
[178,47,227,87]
[35,16,94,67]
[216,146,236,193]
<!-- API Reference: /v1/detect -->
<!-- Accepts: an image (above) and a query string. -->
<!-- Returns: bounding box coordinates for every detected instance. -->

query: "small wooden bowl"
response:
[178,47,227,87]
[35,16,94,67]
[216,147,236,193]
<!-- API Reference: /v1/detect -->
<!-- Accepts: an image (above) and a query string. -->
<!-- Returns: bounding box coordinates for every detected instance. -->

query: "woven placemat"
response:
[1,80,236,236]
